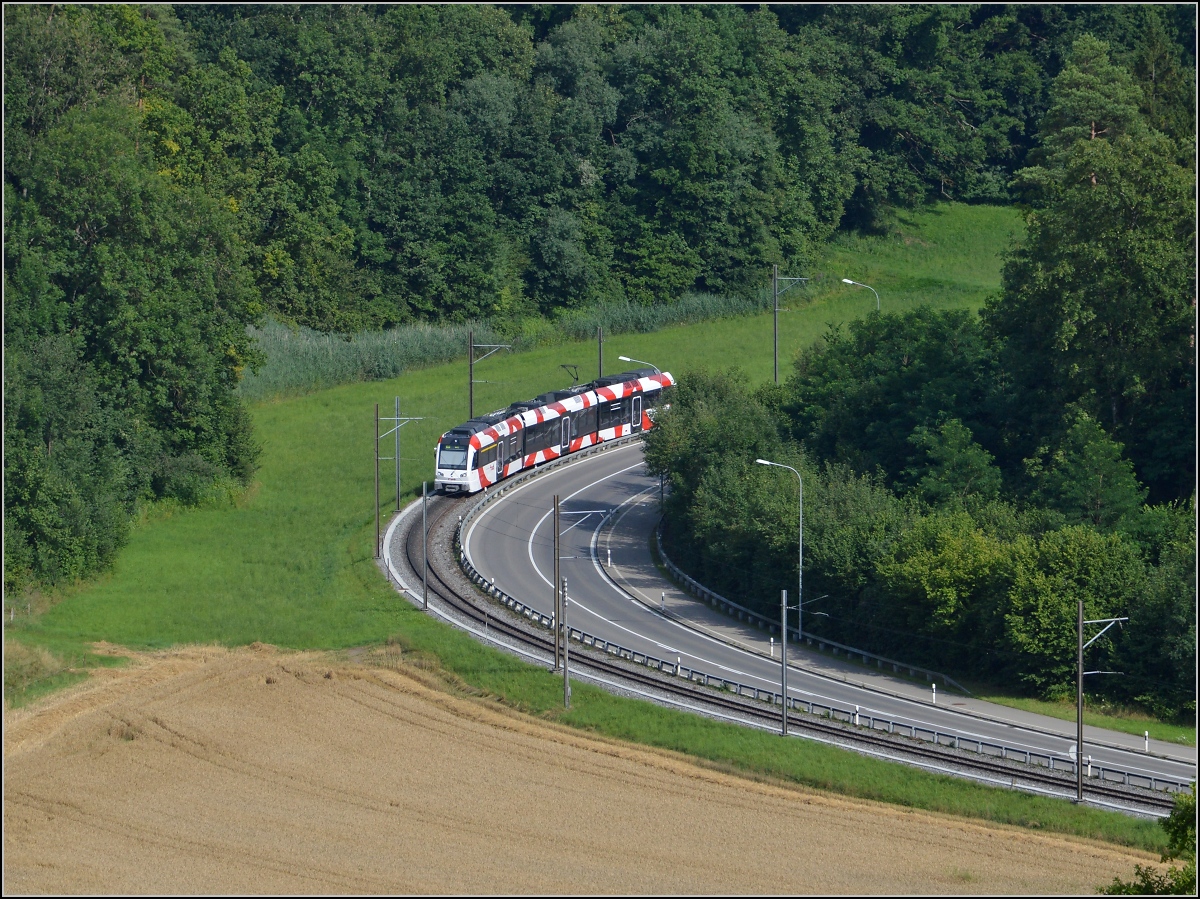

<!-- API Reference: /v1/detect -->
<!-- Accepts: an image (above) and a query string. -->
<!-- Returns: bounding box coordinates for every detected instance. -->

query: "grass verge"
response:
[2,638,118,710]
[971,692,1195,747]
[369,607,1167,854]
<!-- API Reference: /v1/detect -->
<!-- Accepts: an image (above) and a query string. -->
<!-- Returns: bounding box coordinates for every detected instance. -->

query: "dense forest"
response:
[4,4,1196,709]
[643,21,1196,716]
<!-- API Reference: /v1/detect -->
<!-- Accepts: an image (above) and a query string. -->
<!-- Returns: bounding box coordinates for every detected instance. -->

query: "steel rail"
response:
[392,491,1178,814]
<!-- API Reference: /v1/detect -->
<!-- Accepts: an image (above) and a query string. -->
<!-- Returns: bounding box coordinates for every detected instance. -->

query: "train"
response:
[434,366,674,495]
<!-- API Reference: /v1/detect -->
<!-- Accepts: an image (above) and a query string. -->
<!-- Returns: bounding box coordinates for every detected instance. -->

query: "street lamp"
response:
[757,458,802,736]
[842,278,880,312]
[618,355,659,374]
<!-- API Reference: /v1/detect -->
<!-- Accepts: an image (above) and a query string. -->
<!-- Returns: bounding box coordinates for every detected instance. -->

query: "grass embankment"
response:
[3,202,1175,854]
[971,692,1195,747]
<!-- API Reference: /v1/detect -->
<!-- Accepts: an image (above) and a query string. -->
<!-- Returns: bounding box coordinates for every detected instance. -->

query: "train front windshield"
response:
[438,436,470,470]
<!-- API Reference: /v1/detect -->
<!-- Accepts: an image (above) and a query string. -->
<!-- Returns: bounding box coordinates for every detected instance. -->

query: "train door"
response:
[632,395,643,432]
[560,417,570,453]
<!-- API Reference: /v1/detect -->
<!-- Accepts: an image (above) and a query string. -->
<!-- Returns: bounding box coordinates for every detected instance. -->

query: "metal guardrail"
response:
[451,441,1194,797]
[653,521,972,696]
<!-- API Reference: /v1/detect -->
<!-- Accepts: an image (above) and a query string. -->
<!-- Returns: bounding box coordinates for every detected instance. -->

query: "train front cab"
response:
[434,431,474,494]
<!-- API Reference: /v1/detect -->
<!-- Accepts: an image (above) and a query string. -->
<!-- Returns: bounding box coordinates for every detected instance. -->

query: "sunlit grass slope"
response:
[18,203,1021,652]
[10,202,1179,852]
[613,203,1022,384]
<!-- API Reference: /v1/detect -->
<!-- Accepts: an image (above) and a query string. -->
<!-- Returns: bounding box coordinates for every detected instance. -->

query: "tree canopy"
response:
[5,4,1195,623]
[643,38,1195,711]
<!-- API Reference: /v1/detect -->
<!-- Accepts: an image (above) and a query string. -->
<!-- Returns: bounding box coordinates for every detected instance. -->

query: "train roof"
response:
[592,367,659,387]
[447,408,510,436]
[544,383,595,402]
[442,369,671,437]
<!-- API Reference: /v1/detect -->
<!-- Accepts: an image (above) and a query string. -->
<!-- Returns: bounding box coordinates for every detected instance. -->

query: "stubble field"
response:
[3,644,1156,895]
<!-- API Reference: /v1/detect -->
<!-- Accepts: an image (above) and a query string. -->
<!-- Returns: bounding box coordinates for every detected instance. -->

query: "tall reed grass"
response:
[238,319,504,402]
[554,290,772,341]
[237,291,772,402]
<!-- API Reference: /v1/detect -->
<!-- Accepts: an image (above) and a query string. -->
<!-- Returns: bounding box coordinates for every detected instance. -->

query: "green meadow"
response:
[6,202,1179,854]
[583,202,1025,386]
[12,202,1023,651]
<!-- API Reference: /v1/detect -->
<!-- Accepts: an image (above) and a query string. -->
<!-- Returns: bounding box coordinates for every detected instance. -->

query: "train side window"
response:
[526,420,545,454]
[599,402,621,430]
[475,444,498,469]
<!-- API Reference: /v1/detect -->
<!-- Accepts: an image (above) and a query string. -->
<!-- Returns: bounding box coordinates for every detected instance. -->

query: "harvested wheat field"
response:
[3,644,1155,895]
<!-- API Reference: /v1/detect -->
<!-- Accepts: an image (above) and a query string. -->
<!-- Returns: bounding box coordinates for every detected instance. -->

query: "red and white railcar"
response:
[434,367,673,495]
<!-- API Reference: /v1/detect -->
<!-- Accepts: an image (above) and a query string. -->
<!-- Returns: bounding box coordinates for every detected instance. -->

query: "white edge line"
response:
[382,504,1172,816]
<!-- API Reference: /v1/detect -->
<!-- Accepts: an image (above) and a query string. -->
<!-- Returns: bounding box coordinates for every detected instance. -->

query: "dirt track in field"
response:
[3,644,1157,895]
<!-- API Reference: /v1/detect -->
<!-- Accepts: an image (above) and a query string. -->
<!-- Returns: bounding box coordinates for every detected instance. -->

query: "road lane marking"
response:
[461,448,1198,771]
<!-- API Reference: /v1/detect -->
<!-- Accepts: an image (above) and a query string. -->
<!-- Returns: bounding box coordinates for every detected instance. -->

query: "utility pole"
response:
[1075,602,1128,803]
[422,481,429,610]
[553,494,561,670]
[563,576,571,708]
[400,396,405,508]
[374,404,380,558]
[772,265,808,384]
[468,330,511,420]
[780,588,788,736]
[1077,598,1083,802]
[375,398,423,559]
[598,326,603,378]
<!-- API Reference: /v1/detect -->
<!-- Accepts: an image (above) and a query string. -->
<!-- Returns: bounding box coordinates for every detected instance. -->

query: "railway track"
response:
[395,490,1179,815]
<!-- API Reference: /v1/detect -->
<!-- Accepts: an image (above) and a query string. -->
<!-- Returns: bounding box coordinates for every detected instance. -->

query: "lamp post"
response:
[757,458,802,734]
[617,354,659,374]
[841,278,880,312]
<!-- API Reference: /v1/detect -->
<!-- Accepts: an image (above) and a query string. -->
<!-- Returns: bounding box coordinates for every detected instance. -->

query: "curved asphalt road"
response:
[464,441,1197,792]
